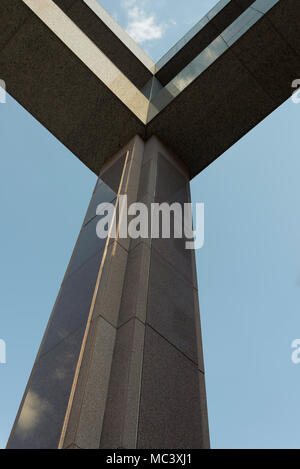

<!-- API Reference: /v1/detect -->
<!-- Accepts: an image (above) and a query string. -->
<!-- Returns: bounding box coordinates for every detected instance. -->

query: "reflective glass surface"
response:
[7,151,128,448]
[38,252,102,357]
[7,326,85,449]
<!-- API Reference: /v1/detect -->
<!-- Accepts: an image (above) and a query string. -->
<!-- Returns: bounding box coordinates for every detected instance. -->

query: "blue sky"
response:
[1,0,300,449]
[100,0,221,61]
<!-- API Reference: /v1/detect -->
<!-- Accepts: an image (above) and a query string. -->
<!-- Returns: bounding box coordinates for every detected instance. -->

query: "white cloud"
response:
[122,0,167,44]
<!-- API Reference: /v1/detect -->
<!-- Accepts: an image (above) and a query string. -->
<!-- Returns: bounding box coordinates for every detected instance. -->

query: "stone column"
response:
[7,135,209,449]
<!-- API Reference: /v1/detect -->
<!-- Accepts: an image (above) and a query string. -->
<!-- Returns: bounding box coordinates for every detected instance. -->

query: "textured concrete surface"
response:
[268,0,300,56]
[147,248,199,363]
[0,0,30,50]
[146,47,277,177]
[155,0,255,85]
[100,318,145,449]
[99,136,209,449]
[63,316,116,449]
[1,0,298,179]
[0,1,145,176]
[137,326,205,449]
[118,242,151,326]
[92,240,128,327]
[62,0,154,88]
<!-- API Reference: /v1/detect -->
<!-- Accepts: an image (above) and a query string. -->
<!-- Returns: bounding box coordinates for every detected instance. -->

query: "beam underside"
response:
[0,1,299,178]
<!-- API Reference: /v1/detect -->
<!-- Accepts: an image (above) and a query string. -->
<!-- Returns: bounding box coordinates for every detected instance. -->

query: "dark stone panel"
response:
[84,150,126,225]
[155,153,188,203]
[52,0,77,14]
[67,217,106,277]
[155,0,256,86]
[7,326,84,449]
[155,22,219,86]
[137,326,204,449]
[198,371,210,447]
[84,183,116,226]
[268,0,300,57]
[234,0,255,10]
[100,319,144,449]
[62,316,116,449]
[67,0,152,89]
[0,0,29,51]
[151,234,194,286]
[149,152,195,283]
[137,158,157,201]
[147,249,198,363]
[0,11,145,177]
[118,242,150,326]
[101,153,127,194]
[147,49,276,178]
[0,14,100,149]
[64,82,145,176]
[211,1,245,34]
[91,240,129,326]
[38,252,101,358]
[231,17,300,102]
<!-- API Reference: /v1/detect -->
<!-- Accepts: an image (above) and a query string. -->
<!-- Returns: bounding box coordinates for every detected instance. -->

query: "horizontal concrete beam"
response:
[0,0,146,175]
[155,0,255,86]
[52,0,155,88]
[147,0,300,176]
[1,0,299,178]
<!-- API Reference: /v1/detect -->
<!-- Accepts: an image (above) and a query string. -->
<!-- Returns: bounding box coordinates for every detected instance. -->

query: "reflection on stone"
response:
[39,252,102,357]
[8,326,84,448]
[7,149,129,449]
[16,391,53,437]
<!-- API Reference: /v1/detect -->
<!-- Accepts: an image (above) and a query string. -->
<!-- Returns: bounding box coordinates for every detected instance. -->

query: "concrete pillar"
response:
[7,135,209,449]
